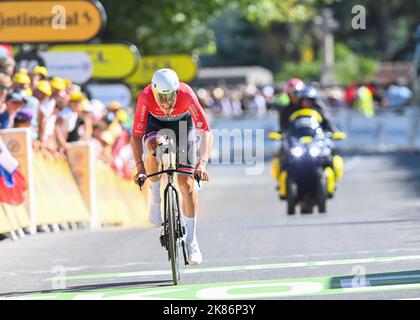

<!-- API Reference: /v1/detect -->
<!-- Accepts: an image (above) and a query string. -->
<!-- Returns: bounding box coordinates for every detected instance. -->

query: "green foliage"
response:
[276,61,322,82]
[334,43,378,85]
[99,0,332,55]
[275,43,378,85]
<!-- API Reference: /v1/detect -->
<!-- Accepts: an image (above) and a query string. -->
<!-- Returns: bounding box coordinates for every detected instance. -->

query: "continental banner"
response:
[0,0,106,43]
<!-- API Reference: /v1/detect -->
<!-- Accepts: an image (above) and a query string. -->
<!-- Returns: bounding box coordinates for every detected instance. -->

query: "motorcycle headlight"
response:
[309,146,321,157]
[291,146,304,158]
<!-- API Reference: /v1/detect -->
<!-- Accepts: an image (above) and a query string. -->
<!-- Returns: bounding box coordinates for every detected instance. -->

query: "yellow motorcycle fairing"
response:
[271,156,281,181]
[333,155,344,182]
[268,132,282,141]
[280,171,287,198]
[299,136,313,144]
[289,108,323,123]
[325,167,336,194]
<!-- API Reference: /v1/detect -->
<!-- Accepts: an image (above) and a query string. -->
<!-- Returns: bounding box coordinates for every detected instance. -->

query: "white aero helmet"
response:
[151,68,180,109]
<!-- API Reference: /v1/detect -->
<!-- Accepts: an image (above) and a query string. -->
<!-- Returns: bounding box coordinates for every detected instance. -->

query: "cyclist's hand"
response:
[194,161,209,182]
[134,169,147,189]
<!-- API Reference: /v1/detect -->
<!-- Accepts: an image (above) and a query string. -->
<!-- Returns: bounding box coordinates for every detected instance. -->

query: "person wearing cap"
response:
[12,72,32,97]
[13,107,33,128]
[0,91,26,129]
[104,100,121,125]
[25,80,52,138]
[55,91,86,145]
[38,80,69,149]
[79,98,93,141]
[30,66,48,89]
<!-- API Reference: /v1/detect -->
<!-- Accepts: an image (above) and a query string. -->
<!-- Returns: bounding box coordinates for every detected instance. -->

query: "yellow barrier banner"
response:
[33,152,90,225]
[95,160,148,227]
[67,141,97,227]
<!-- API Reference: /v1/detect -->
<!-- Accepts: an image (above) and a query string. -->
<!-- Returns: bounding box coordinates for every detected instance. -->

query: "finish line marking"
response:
[44,254,420,282]
[7,269,420,300]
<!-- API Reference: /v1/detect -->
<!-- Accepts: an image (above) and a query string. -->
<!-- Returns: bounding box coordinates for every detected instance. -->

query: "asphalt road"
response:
[2,118,420,300]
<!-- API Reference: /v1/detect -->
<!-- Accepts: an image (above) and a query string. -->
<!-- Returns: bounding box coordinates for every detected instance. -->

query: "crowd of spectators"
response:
[0,54,134,179]
[193,80,415,119]
[0,51,416,181]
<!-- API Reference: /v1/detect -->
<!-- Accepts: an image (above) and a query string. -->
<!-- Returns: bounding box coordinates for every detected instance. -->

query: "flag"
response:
[0,137,28,205]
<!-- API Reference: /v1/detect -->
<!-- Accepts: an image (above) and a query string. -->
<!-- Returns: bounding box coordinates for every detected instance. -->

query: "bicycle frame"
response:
[143,137,190,284]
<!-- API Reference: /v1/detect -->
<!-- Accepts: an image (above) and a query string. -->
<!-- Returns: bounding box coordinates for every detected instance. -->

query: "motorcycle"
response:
[269,108,346,215]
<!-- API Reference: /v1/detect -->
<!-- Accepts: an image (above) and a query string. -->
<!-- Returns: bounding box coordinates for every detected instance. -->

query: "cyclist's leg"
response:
[144,135,160,182]
[176,118,202,265]
[144,115,163,226]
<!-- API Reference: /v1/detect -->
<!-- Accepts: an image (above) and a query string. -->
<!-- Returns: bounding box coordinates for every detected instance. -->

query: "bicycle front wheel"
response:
[167,187,181,285]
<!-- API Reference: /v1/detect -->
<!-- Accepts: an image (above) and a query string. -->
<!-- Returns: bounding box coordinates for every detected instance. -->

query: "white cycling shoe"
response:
[186,241,202,266]
[148,203,162,227]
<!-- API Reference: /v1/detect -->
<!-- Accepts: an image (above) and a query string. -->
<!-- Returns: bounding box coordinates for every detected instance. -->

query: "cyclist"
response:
[131,68,213,266]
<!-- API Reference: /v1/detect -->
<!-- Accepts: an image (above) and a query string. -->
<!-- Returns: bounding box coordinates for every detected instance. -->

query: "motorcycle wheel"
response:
[301,204,313,214]
[287,179,298,215]
[318,172,327,214]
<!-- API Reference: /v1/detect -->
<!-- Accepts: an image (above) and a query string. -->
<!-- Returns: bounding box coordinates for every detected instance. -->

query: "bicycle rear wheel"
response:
[167,187,181,285]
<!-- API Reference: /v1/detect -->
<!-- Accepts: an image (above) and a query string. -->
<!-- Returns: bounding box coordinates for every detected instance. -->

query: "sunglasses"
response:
[156,91,178,109]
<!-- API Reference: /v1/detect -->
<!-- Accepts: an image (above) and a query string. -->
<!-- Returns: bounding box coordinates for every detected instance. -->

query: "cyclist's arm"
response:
[131,134,145,173]
[186,85,213,163]
[198,130,213,163]
[131,93,149,173]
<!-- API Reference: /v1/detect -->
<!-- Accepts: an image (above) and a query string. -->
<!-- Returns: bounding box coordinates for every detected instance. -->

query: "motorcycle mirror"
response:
[268,132,282,141]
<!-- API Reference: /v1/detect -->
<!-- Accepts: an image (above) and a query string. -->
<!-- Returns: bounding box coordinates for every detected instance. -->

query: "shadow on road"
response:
[0,279,172,298]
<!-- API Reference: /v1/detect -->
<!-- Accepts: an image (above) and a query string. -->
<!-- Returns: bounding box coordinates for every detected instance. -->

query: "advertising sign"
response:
[0,128,35,233]
[86,83,132,107]
[67,141,96,227]
[125,54,198,86]
[0,0,106,43]
[49,43,139,79]
[39,51,93,83]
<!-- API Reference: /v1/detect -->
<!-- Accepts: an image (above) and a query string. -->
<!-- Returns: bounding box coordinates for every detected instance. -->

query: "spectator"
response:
[56,92,85,144]
[26,80,52,135]
[79,98,93,141]
[30,66,48,90]
[0,92,26,129]
[13,108,33,129]
[104,101,121,125]
[12,71,32,97]
[0,72,11,107]
[0,56,15,76]
[383,80,413,109]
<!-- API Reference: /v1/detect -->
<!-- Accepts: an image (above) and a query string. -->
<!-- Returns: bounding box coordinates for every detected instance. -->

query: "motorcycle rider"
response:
[295,86,339,134]
[272,83,343,194]
[278,78,306,132]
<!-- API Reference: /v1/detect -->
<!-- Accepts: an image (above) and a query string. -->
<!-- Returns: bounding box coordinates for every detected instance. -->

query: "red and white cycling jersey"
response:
[132,83,211,136]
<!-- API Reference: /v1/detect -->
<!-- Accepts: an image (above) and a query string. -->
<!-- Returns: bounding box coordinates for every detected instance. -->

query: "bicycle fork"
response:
[160,182,189,265]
